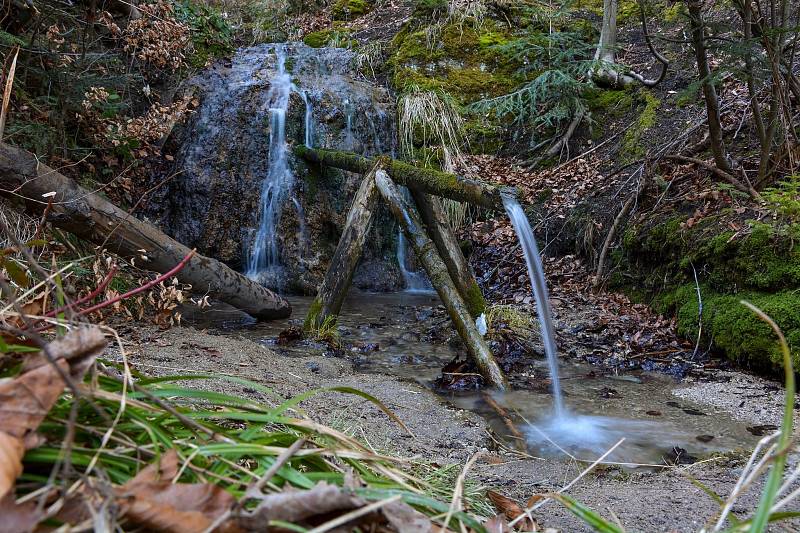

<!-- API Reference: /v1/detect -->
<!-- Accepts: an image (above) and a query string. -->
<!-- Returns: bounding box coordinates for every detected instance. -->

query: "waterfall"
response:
[246,46,312,285]
[301,90,313,148]
[503,195,564,417]
[397,229,433,292]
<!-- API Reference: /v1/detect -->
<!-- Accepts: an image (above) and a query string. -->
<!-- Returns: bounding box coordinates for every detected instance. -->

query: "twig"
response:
[443,452,481,531]
[691,263,703,360]
[44,266,118,318]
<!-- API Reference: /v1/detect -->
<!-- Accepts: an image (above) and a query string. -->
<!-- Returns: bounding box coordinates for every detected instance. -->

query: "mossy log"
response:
[375,170,508,389]
[304,163,382,330]
[0,143,291,320]
[409,190,485,318]
[294,146,515,210]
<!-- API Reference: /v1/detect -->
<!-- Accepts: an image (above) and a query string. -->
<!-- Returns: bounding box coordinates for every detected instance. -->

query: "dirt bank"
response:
[109,324,789,532]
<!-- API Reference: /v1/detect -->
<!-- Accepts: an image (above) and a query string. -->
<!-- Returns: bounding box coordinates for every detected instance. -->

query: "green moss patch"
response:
[302,28,357,48]
[331,0,373,21]
[620,92,660,161]
[669,287,800,371]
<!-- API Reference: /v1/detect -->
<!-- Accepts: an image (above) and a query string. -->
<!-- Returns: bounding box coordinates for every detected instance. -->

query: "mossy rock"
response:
[620,92,660,162]
[671,287,800,371]
[302,28,357,48]
[331,0,372,21]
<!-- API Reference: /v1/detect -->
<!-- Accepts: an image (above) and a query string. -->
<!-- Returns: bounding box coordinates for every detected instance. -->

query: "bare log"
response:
[0,143,291,320]
[305,163,382,329]
[294,146,515,210]
[375,170,508,389]
[409,189,485,318]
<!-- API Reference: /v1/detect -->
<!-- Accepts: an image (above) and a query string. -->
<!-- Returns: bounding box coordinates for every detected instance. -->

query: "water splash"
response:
[301,90,314,148]
[502,195,564,416]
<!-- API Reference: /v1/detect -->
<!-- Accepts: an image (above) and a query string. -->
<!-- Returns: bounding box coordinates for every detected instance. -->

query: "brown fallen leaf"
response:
[484,514,513,533]
[0,493,41,533]
[237,482,363,528]
[21,326,107,380]
[0,432,24,500]
[382,499,433,533]
[486,490,538,531]
[0,359,70,439]
[115,450,239,533]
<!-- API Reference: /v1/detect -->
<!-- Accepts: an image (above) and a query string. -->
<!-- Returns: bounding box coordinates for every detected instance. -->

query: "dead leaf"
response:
[382,499,433,533]
[486,490,537,531]
[238,482,363,527]
[484,514,513,533]
[21,326,107,380]
[0,432,24,499]
[0,493,41,533]
[0,359,70,439]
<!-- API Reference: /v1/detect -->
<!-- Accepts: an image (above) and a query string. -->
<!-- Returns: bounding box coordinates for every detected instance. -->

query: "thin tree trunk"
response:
[305,163,382,329]
[409,189,486,318]
[686,0,734,173]
[375,170,508,389]
[0,143,291,319]
[294,146,514,210]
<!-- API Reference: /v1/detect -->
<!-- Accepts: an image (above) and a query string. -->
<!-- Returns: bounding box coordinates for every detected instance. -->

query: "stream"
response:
[187,292,759,466]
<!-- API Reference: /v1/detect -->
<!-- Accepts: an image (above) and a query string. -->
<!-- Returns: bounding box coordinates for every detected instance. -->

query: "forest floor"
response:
[110,301,796,531]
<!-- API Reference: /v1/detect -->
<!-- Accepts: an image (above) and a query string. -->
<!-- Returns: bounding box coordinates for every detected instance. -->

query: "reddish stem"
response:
[44,265,118,318]
[34,250,196,331]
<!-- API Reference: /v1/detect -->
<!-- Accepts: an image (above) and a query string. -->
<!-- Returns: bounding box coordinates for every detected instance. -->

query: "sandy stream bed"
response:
[104,323,800,533]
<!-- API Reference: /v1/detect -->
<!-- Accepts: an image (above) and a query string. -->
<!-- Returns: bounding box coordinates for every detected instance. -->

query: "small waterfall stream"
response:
[503,196,564,416]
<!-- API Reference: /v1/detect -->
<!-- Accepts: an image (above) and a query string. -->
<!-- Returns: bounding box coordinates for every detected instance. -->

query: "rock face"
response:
[152,43,403,294]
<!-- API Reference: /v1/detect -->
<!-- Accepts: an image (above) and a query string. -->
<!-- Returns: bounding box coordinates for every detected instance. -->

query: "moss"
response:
[671,287,800,371]
[331,0,372,21]
[463,117,504,153]
[663,2,687,22]
[392,67,447,93]
[620,92,661,162]
[586,87,636,118]
[444,67,517,102]
[302,29,356,48]
[464,280,487,317]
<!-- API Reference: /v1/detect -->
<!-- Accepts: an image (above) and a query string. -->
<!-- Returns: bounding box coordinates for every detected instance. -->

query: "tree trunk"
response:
[686,0,733,173]
[294,146,515,210]
[0,143,291,320]
[375,170,508,389]
[305,163,382,330]
[409,189,485,318]
[595,0,619,64]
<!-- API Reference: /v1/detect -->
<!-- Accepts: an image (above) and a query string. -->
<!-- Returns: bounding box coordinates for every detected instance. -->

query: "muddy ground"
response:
[108,322,798,532]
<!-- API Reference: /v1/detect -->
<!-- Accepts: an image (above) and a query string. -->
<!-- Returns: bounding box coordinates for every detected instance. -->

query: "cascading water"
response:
[503,195,667,460]
[397,229,433,292]
[246,46,299,283]
[503,196,564,416]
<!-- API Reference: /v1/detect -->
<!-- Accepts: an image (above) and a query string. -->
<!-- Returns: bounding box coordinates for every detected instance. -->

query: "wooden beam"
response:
[0,143,291,320]
[374,169,508,389]
[304,162,382,329]
[294,146,516,210]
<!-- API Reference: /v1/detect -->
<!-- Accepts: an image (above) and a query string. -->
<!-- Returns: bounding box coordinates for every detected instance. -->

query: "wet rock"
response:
[277,326,303,345]
[663,446,697,465]
[682,408,707,416]
[646,410,662,416]
[598,387,620,399]
[747,424,779,436]
[415,307,433,321]
[696,434,715,443]
[305,361,321,373]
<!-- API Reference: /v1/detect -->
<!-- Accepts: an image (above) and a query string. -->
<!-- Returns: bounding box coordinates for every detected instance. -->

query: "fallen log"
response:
[294,146,515,210]
[409,190,485,318]
[0,143,291,320]
[374,169,508,389]
[304,162,382,330]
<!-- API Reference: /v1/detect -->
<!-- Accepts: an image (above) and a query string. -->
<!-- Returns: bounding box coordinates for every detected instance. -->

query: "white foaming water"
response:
[397,229,434,293]
[502,195,564,416]
[502,195,670,459]
[247,46,312,284]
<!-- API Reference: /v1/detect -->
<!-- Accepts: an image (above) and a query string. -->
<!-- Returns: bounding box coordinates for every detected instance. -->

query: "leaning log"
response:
[409,190,485,318]
[374,169,508,389]
[294,146,515,210]
[0,143,291,320]
[304,162,382,330]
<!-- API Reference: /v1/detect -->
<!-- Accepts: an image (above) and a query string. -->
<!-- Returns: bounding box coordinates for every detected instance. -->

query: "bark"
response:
[304,163,382,330]
[409,189,485,318]
[294,146,515,210]
[686,0,734,173]
[0,143,291,320]
[374,170,508,389]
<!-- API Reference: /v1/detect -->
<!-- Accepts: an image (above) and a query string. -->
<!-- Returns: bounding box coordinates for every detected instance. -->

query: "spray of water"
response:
[246,45,313,284]
[502,195,564,417]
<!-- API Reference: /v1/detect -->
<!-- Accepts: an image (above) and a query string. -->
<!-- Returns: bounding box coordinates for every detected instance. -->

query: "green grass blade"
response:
[741,301,794,533]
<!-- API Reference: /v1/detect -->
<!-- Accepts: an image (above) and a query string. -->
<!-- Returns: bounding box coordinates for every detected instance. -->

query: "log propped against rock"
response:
[294,146,516,210]
[0,143,291,320]
[375,170,508,389]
